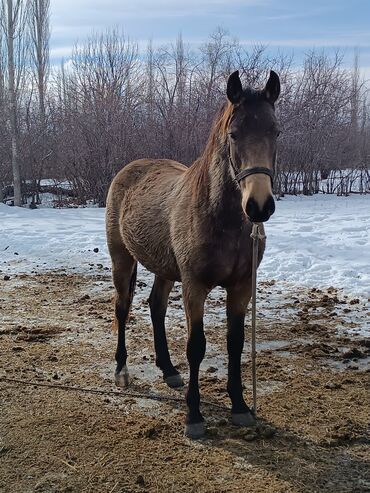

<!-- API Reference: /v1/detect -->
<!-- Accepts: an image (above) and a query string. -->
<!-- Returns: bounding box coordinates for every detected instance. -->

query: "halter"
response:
[228,147,274,186]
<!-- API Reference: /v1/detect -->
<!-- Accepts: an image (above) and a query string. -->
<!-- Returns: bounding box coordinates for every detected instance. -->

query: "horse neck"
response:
[195,138,244,228]
[208,143,236,204]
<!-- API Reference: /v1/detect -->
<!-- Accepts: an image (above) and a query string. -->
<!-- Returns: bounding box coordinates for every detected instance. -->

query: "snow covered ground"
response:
[0,195,369,299]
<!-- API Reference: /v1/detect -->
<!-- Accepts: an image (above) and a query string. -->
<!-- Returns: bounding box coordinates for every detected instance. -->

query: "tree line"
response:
[1,1,369,206]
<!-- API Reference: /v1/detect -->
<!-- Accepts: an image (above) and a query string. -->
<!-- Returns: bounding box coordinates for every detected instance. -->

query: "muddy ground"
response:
[0,272,369,493]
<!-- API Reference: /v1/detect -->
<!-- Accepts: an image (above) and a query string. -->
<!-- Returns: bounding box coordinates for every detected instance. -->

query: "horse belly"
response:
[120,208,181,282]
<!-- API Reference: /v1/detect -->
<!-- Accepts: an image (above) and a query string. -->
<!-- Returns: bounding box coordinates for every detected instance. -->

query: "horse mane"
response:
[187,101,233,195]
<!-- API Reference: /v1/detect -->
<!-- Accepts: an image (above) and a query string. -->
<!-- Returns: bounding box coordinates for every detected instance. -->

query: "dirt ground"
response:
[0,272,369,493]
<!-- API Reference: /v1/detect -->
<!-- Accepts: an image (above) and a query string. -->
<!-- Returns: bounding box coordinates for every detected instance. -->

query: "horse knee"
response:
[186,324,206,364]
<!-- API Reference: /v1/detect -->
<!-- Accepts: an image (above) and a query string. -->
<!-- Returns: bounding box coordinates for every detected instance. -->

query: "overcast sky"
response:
[50,0,370,76]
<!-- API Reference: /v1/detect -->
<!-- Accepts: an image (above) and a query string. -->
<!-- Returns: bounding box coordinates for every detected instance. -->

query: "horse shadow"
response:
[201,416,368,493]
[133,383,368,493]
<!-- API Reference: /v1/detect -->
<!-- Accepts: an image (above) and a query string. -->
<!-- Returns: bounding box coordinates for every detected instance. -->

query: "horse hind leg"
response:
[111,247,137,387]
[149,276,184,388]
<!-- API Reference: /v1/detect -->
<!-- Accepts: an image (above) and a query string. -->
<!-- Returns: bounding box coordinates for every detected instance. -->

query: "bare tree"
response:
[2,20,367,206]
[29,0,49,120]
[54,29,139,205]
[1,0,29,206]
[0,26,10,201]
[26,0,50,204]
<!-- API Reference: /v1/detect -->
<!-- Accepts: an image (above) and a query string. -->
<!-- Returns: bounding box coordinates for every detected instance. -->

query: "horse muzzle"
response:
[246,195,275,223]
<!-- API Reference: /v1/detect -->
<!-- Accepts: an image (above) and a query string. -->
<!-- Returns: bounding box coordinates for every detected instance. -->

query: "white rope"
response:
[250,223,265,416]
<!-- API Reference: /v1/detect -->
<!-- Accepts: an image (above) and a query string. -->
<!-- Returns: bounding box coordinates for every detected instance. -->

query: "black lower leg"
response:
[227,314,250,414]
[149,280,178,379]
[152,321,179,378]
[115,299,129,374]
[186,321,206,424]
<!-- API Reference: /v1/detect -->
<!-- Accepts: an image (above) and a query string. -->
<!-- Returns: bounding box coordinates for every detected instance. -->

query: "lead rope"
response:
[250,223,265,416]
[0,376,227,411]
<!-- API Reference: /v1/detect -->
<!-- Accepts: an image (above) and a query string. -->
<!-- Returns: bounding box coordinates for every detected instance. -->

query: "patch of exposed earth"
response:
[0,272,369,493]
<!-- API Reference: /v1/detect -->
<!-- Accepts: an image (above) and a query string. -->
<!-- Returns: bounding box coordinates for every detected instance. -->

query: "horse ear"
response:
[227,70,243,104]
[264,70,280,104]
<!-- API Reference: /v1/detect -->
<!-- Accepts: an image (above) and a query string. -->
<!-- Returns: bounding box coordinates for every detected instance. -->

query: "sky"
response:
[50,0,370,78]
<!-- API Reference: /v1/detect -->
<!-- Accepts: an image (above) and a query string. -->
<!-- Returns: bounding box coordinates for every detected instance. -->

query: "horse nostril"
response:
[246,196,275,222]
[266,195,275,218]
[246,197,258,221]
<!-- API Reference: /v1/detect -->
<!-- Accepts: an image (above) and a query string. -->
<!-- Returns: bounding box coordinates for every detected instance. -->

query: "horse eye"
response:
[228,132,237,141]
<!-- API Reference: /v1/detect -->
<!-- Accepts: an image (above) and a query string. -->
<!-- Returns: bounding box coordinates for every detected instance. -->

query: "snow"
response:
[0,195,369,299]
[262,195,370,299]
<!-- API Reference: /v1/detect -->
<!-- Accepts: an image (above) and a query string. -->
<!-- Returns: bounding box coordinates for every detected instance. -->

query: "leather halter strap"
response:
[228,150,274,185]
[235,166,274,184]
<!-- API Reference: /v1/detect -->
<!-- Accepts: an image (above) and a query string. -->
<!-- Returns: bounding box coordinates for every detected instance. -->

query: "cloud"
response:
[49,0,370,71]
[50,45,76,60]
[239,34,370,49]
[51,0,267,23]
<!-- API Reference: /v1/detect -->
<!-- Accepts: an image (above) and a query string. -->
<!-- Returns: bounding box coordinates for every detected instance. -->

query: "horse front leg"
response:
[226,282,256,427]
[182,281,208,439]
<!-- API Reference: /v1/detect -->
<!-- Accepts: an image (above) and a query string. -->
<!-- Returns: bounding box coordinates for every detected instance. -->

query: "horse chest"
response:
[195,229,254,287]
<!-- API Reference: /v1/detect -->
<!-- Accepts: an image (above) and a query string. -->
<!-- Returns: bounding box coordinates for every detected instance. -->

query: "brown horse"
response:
[106,70,280,438]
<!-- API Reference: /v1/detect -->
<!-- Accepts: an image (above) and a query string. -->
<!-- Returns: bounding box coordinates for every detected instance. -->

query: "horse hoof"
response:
[115,365,130,387]
[232,412,256,427]
[164,374,184,388]
[184,422,205,439]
